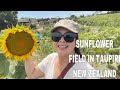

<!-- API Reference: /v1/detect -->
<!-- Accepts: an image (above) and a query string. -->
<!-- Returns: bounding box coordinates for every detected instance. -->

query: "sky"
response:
[17,11,107,19]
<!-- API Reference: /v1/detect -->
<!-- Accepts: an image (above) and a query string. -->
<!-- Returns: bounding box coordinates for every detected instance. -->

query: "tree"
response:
[69,15,78,22]
[107,11,120,14]
[0,11,18,30]
[92,11,102,16]
[80,15,85,18]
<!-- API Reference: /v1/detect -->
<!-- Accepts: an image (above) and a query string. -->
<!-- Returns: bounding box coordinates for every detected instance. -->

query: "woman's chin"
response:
[57,50,69,56]
[56,47,74,55]
[57,48,67,53]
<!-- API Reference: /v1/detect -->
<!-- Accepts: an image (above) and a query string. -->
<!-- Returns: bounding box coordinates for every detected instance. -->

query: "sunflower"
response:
[0,25,37,62]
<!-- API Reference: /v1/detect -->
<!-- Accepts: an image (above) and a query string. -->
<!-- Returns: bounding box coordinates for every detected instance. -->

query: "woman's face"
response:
[52,27,76,56]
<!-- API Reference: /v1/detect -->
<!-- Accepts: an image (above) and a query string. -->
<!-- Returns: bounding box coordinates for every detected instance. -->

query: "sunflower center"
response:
[6,31,34,56]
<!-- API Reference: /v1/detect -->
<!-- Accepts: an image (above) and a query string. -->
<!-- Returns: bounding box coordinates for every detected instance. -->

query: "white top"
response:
[37,53,100,79]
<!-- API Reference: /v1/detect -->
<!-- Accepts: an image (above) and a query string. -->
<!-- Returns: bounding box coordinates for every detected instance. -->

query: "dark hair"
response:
[75,34,82,58]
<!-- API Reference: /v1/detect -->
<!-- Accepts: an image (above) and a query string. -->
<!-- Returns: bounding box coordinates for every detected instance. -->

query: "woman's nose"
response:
[59,37,65,42]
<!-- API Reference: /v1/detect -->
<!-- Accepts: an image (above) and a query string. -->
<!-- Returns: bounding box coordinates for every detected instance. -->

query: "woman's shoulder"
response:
[73,60,95,70]
[47,52,58,58]
[37,52,58,68]
[85,61,95,70]
[42,52,58,63]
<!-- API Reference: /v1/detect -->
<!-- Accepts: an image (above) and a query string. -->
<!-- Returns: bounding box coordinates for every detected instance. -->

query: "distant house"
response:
[37,18,64,25]
[37,18,50,25]
[18,19,30,26]
[29,18,38,24]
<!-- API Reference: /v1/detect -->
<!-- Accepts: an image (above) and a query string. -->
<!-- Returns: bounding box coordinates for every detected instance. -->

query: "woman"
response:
[25,19,99,79]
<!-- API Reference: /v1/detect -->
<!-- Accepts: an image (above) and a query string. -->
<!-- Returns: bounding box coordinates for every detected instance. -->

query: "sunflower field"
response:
[0,13,120,79]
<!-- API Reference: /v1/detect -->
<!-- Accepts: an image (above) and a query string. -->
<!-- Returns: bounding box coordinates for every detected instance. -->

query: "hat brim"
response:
[51,26,78,33]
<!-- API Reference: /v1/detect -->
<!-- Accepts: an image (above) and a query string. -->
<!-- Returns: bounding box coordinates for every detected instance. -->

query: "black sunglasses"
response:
[51,32,77,42]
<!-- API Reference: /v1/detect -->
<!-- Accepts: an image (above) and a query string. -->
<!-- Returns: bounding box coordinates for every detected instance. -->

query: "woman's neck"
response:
[57,52,75,67]
[57,55,69,66]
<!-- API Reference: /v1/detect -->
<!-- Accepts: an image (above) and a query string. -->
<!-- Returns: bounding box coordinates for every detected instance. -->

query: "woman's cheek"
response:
[68,43,75,52]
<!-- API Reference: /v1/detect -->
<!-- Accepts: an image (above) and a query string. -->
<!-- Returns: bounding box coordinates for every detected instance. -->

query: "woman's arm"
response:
[25,57,44,79]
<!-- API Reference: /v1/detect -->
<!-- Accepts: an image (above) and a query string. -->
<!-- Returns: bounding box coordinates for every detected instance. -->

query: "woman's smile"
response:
[58,45,68,50]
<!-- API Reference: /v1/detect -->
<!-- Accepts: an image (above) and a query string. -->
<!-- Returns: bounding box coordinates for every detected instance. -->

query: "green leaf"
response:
[0,53,10,76]
[12,62,26,79]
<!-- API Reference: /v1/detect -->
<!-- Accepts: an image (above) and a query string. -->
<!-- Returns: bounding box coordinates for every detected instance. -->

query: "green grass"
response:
[78,13,120,27]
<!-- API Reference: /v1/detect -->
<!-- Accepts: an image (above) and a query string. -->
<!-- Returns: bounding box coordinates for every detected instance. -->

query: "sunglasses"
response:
[51,32,77,42]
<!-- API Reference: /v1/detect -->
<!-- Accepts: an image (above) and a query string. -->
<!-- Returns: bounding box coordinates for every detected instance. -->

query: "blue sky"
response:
[18,11,99,19]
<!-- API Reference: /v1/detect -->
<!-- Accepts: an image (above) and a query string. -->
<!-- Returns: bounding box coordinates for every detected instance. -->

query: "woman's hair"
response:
[75,34,82,58]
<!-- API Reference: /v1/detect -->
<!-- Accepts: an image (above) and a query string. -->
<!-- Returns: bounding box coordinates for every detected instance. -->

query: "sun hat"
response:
[51,19,80,33]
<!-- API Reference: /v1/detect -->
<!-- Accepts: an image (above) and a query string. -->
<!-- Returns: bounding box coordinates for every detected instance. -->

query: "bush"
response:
[30,24,37,29]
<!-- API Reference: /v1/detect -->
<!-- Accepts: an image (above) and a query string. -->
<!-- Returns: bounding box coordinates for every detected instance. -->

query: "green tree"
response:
[107,11,120,14]
[0,11,18,30]
[69,15,78,22]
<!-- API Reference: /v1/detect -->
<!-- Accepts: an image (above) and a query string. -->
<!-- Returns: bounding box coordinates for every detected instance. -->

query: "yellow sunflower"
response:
[0,25,37,62]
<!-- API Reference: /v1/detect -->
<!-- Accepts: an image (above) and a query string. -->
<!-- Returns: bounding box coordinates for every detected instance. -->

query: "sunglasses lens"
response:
[52,32,77,42]
[64,33,76,42]
[52,32,61,42]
